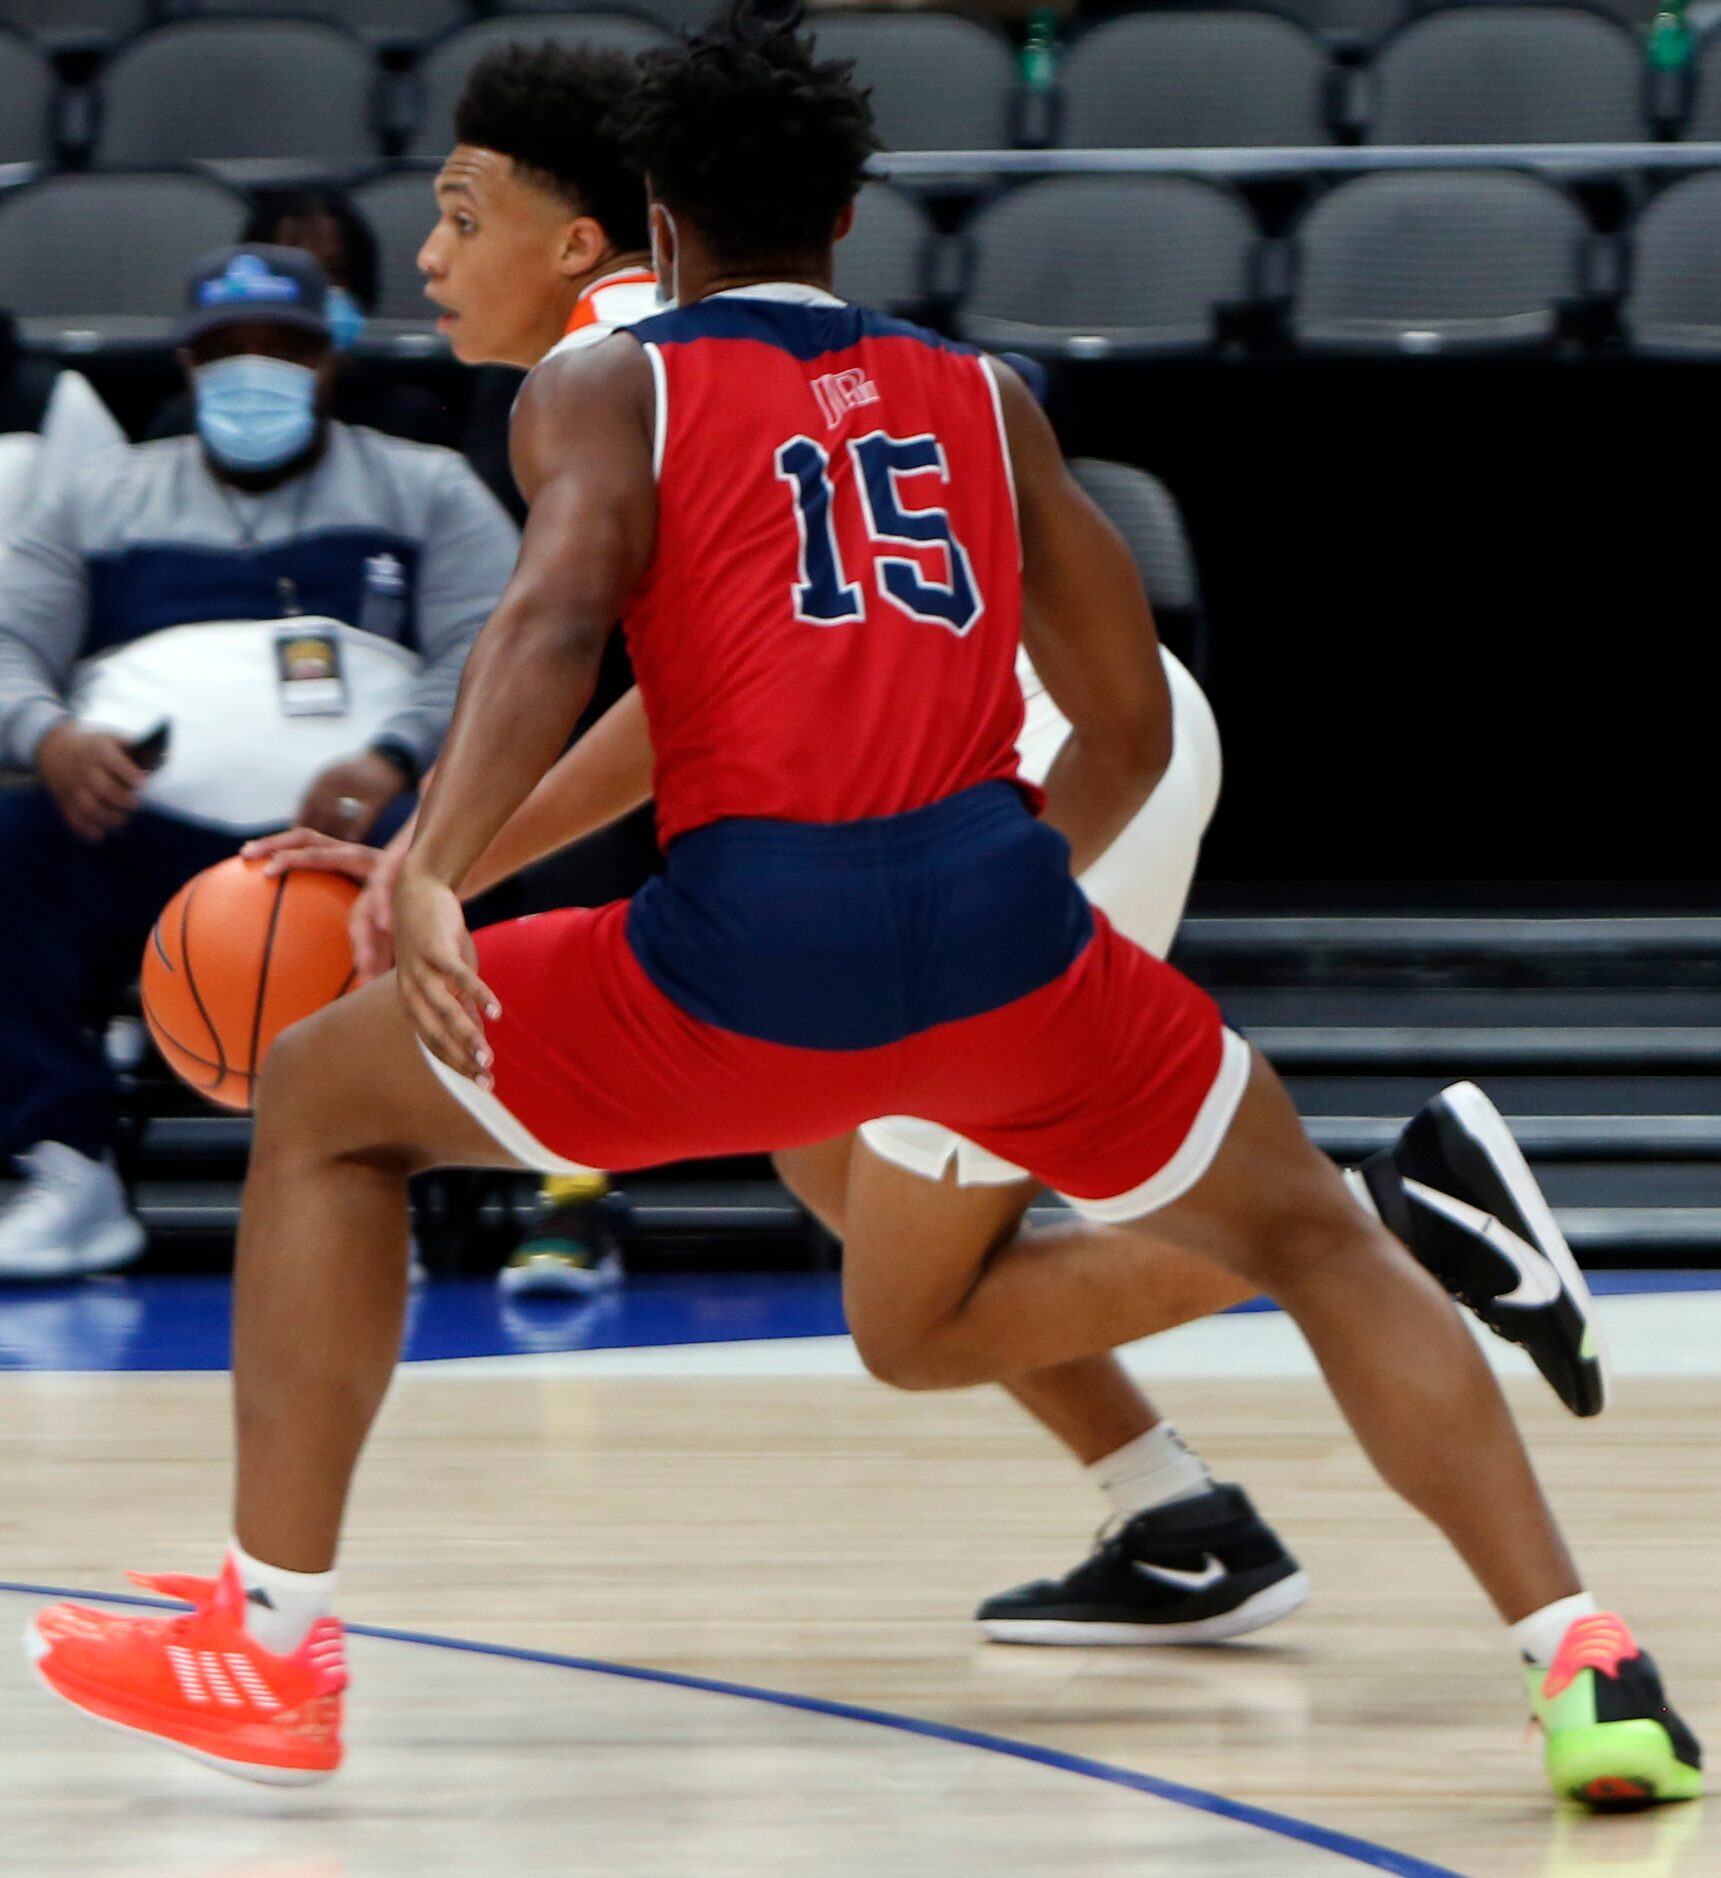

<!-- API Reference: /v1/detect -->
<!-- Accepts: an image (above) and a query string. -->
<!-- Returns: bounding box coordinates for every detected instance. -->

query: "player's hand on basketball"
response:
[297,751,408,841]
[242,827,380,882]
[36,722,148,843]
[393,868,500,1086]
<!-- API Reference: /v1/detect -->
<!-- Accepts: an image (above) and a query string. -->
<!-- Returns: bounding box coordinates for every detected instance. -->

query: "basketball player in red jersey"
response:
[30,11,1697,1807]
[277,39,1308,1644]
[266,39,1609,1649]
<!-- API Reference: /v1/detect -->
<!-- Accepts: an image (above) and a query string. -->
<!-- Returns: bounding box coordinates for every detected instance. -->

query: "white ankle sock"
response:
[1089,1423,1213,1520]
[1512,1591,1599,1666]
[228,1540,337,1658]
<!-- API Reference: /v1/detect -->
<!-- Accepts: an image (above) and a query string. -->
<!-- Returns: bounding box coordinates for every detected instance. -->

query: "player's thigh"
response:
[255,976,527,1173]
[1114,1046,1365,1294]
[773,1134,858,1239]
[842,1138,1036,1372]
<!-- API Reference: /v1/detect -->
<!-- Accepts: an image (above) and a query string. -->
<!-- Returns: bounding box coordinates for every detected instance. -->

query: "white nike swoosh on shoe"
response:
[1131,1553,1228,1593]
[1401,1179,1563,1307]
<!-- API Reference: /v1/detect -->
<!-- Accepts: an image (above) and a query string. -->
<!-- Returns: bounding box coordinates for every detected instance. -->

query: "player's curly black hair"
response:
[619,1,878,266]
[453,42,649,253]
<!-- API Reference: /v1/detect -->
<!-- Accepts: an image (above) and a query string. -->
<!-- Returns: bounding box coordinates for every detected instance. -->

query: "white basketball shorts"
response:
[858,647,1227,1196]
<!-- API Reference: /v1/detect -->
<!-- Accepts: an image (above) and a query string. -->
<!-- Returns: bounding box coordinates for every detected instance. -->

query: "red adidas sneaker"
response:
[25,1558,346,1784]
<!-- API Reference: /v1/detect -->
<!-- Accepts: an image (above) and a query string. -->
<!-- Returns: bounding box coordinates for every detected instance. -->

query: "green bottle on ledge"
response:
[1647,0,1692,76]
[1019,6,1060,148]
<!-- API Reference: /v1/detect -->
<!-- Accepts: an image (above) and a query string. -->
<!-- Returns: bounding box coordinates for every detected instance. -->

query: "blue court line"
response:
[1,1579,1463,1878]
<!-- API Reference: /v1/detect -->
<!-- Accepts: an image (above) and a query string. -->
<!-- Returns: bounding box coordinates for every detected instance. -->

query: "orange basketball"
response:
[141,856,361,1112]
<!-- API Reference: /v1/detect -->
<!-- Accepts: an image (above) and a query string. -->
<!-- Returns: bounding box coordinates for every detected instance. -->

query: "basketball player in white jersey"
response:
[251,39,1605,1648]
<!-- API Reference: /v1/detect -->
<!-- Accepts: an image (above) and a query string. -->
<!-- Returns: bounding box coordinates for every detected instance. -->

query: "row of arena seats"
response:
[5,166,1721,357]
[6,9,1721,171]
[0,0,1701,54]
[0,0,710,49]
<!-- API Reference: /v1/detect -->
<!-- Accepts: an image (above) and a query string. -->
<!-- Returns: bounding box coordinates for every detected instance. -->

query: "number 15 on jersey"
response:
[775,431,984,637]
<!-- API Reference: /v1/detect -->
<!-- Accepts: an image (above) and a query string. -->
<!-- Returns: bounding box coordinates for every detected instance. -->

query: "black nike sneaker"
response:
[976,1483,1309,1646]
[1348,1081,1609,1419]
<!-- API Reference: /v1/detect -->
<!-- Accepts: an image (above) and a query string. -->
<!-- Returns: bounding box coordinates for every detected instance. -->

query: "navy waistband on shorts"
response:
[625,781,1094,1051]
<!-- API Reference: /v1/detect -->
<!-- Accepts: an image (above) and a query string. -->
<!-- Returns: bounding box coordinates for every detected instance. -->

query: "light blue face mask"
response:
[194,354,320,473]
[325,287,367,352]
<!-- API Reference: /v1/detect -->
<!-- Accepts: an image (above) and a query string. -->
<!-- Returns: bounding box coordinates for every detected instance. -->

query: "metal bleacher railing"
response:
[874,140,1721,179]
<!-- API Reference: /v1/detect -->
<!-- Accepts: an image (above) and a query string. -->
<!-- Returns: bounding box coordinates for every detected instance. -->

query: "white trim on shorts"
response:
[420,1042,602,1177]
[860,1028,1254,1222]
[855,1115,1026,1186]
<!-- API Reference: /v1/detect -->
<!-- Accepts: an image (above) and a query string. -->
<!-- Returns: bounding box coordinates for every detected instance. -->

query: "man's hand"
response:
[393,866,499,1085]
[296,750,408,840]
[36,722,149,843]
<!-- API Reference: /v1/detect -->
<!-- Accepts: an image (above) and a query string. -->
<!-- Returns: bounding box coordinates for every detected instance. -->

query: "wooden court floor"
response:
[0,1366,1715,1877]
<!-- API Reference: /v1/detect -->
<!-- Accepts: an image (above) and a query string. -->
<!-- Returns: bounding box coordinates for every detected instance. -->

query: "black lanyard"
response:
[212,459,319,619]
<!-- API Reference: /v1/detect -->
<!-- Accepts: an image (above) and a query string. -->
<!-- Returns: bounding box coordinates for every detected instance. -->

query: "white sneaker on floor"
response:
[0,1143,147,1281]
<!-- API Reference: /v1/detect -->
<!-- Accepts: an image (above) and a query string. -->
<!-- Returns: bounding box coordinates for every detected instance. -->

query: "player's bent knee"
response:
[252,1012,323,1119]
[850,1317,981,1392]
[252,999,401,1155]
[1247,1208,1384,1302]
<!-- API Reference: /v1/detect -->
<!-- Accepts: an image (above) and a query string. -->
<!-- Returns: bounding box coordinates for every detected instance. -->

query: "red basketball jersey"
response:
[622,288,1029,845]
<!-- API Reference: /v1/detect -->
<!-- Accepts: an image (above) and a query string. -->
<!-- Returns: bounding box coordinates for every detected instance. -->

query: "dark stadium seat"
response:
[1581,0,1667,25]
[495,0,713,33]
[807,13,1017,152]
[1682,30,1721,141]
[1260,0,1410,50]
[96,20,381,169]
[0,0,149,48]
[1622,171,1721,358]
[1069,459,1208,673]
[351,168,439,322]
[1070,460,1200,616]
[1292,170,1589,352]
[0,171,246,342]
[831,183,935,316]
[168,0,473,50]
[1061,12,1334,149]
[955,178,1258,358]
[0,27,53,164]
[1365,7,1644,144]
[405,16,670,160]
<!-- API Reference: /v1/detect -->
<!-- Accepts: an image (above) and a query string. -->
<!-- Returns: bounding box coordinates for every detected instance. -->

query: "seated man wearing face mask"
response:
[149,190,453,450]
[0,244,519,1280]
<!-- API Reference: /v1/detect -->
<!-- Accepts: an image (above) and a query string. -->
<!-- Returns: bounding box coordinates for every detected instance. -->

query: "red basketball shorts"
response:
[426,909,1244,1221]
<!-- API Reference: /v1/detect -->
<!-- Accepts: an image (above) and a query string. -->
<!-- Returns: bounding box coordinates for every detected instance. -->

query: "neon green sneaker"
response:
[1529,1613,1702,1809]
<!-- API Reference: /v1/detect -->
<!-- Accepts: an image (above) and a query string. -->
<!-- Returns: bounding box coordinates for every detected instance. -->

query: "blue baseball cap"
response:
[179,243,332,345]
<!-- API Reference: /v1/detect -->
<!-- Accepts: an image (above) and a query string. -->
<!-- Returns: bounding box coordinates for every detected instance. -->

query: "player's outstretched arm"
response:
[993,362,1174,878]
[459,685,654,899]
[242,688,657,987]
[397,337,658,1077]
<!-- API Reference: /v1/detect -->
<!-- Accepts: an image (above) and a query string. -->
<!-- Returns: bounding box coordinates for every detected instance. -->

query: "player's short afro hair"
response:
[453,42,648,253]
[619,2,879,265]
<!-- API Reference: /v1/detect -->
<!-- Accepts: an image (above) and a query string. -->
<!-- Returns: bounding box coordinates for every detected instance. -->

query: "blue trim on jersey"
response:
[627,299,979,365]
[626,782,1093,1052]
[85,530,424,657]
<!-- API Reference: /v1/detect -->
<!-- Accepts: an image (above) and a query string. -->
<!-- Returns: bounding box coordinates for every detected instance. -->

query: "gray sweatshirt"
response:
[0,422,520,773]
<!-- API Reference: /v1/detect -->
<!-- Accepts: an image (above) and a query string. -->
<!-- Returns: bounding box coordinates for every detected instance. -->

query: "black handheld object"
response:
[124,720,171,773]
